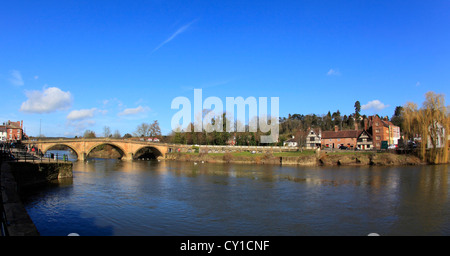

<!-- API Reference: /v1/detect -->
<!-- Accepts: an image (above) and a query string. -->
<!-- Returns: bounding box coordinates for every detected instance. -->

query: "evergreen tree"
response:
[354,101,361,119]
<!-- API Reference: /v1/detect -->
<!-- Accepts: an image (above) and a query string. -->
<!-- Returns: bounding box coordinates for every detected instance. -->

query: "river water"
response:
[21,150,450,236]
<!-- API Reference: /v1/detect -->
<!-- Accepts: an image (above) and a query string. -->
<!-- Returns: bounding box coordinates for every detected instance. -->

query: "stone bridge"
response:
[23,138,181,161]
[22,138,300,161]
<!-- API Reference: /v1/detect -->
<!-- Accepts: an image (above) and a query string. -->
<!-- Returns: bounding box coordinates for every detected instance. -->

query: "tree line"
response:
[81,120,162,140]
[167,101,388,146]
[79,93,448,158]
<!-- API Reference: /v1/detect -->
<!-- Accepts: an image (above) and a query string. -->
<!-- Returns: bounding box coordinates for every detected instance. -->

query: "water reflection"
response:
[22,156,450,236]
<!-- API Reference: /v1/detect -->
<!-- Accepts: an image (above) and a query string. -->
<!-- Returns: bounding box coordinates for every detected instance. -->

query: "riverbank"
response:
[1,158,73,236]
[1,161,40,235]
[165,150,426,166]
[89,145,122,159]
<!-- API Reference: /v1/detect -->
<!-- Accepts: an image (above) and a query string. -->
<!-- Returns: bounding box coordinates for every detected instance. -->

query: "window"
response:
[376,136,381,140]
[310,137,315,141]
[375,122,379,126]
[367,145,370,148]
[375,129,380,133]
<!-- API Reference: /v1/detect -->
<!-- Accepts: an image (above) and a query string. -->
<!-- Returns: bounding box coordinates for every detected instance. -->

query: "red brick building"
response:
[321,125,361,149]
[367,115,400,149]
[3,120,25,141]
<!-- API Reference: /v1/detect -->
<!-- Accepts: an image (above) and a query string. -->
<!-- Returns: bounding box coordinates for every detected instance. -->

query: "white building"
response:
[0,126,6,141]
[283,136,298,147]
[391,126,401,146]
[305,128,321,149]
[356,130,373,150]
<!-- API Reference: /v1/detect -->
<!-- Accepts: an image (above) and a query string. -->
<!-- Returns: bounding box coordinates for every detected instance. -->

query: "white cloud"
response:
[118,106,150,116]
[152,19,198,53]
[361,100,389,111]
[327,68,341,76]
[20,86,72,113]
[67,108,97,121]
[9,70,24,86]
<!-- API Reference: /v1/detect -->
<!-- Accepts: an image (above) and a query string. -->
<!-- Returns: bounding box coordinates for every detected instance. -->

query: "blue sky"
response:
[1,0,449,137]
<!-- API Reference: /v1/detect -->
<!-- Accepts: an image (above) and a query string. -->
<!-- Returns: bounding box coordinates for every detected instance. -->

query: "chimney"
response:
[364,119,368,130]
[21,120,23,129]
[354,122,358,131]
[334,125,339,132]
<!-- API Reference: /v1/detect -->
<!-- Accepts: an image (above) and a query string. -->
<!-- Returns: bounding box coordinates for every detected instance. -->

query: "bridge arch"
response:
[133,145,164,160]
[41,143,81,159]
[85,142,127,160]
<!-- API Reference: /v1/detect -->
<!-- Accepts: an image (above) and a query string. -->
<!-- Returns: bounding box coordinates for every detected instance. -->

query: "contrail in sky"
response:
[152,19,198,53]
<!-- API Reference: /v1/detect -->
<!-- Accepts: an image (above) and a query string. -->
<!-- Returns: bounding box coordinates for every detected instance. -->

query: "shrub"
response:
[223,152,233,162]
[263,151,273,160]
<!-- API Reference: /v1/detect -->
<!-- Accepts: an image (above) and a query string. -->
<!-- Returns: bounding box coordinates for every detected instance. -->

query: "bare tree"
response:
[134,123,150,137]
[103,126,111,137]
[134,121,161,137]
[113,130,121,138]
[149,120,162,137]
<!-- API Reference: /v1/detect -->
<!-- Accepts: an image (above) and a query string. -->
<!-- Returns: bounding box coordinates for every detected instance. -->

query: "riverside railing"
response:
[5,148,71,163]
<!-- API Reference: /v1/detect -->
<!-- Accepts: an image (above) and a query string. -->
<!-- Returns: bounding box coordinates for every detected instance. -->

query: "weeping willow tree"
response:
[402,102,419,143]
[402,92,449,164]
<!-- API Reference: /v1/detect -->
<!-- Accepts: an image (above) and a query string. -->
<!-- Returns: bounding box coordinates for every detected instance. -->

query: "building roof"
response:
[369,115,398,128]
[357,130,373,139]
[307,127,321,135]
[2,121,23,130]
[322,130,361,139]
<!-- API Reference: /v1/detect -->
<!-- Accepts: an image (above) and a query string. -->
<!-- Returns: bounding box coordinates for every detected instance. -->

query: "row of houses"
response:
[0,120,27,142]
[284,115,401,150]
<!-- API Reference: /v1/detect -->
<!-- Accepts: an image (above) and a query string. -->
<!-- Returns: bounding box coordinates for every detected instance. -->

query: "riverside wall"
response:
[0,160,73,236]
[165,151,425,166]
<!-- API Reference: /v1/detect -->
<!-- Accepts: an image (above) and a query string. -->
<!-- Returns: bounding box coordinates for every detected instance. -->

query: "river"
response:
[21,150,450,236]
